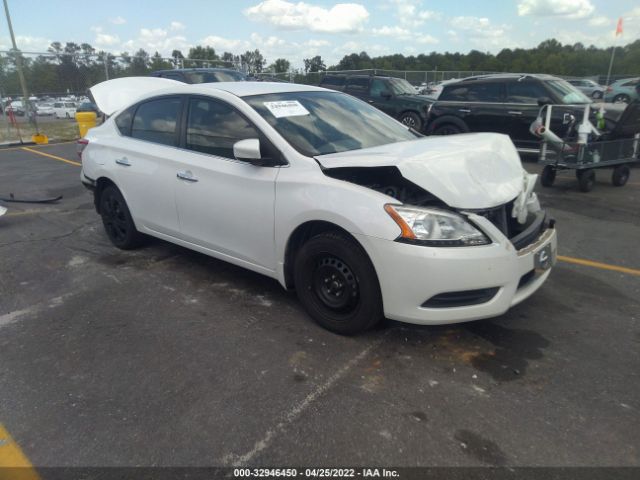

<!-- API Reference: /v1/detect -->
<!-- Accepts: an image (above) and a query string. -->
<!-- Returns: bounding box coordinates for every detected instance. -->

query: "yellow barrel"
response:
[75,111,97,138]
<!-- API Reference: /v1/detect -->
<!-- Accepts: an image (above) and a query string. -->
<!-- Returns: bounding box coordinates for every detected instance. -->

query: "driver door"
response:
[174,96,279,272]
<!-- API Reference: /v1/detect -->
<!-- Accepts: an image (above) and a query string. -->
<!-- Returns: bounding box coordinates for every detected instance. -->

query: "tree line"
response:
[0,38,638,96]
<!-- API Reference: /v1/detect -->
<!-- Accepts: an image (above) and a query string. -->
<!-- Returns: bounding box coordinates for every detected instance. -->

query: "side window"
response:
[369,79,390,98]
[115,105,136,136]
[185,98,260,159]
[345,76,369,93]
[54,102,62,108]
[321,76,346,87]
[131,97,181,146]
[439,86,469,101]
[506,81,549,103]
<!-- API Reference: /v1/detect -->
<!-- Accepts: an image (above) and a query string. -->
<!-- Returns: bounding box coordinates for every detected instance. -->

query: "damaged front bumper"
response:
[353,221,557,325]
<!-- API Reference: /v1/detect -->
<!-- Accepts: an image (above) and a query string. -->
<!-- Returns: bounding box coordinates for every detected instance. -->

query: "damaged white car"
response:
[81,78,557,335]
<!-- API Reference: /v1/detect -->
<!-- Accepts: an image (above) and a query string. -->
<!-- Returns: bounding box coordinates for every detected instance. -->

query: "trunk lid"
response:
[315,133,524,209]
[89,77,183,116]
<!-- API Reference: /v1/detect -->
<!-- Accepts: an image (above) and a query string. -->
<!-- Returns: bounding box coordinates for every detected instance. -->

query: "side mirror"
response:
[537,97,553,106]
[381,91,392,99]
[233,138,263,165]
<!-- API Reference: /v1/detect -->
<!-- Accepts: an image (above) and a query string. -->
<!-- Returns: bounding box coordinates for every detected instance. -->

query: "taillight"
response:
[606,86,612,92]
[77,138,89,162]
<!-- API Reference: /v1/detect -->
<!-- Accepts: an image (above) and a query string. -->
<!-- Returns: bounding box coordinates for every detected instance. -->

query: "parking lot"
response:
[0,142,638,468]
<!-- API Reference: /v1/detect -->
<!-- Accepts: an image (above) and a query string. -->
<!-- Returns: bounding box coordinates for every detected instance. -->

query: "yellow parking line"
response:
[0,140,77,153]
[20,146,80,167]
[0,423,40,479]
[558,255,640,276]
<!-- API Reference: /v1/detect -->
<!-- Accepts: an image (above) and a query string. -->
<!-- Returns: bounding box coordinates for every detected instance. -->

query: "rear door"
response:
[173,96,279,271]
[343,76,370,101]
[438,81,507,134]
[368,78,396,116]
[109,96,183,236]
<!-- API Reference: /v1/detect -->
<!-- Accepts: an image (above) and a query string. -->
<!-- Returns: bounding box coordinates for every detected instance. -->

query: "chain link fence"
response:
[1,50,634,146]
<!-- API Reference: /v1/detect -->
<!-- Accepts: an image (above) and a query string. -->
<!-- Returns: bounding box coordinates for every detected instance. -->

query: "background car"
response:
[426,73,607,152]
[567,78,605,99]
[150,67,247,83]
[318,74,433,131]
[76,101,99,114]
[36,102,55,116]
[53,101,77,119]
[604,77,640,103]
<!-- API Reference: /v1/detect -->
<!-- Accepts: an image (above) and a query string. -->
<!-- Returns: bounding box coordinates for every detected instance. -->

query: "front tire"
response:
[612,165,630,186]
[99,185,145,249]
[293,231,383,335]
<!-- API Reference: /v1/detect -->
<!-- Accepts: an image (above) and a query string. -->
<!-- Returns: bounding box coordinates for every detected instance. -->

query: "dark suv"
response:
[319,74,433,132]
[150,68,247,83]
[426,74,596,151]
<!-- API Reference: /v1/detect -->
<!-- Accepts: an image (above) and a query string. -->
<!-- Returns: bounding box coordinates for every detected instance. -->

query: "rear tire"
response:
[576,169,595,192]
[293,231,383,335]
[612,165,630,187]
[613,94,630,104]
[592,91,603,99]
[399,111,422,131]
[99,185,145,250]
[433,123,462,135]
[541,165,556,187]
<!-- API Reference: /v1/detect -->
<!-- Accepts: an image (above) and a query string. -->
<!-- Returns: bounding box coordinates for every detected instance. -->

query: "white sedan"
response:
[81,78,557,335]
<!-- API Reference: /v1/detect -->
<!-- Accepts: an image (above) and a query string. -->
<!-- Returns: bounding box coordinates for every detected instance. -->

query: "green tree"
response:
[269,58,290,73]
[303,55,326,73]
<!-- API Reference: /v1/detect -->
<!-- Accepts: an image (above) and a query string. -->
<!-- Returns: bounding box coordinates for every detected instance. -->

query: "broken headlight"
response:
[384,205,490,247]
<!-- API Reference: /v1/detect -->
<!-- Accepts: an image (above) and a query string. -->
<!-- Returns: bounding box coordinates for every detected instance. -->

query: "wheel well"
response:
[94,177,117,213]
[283,221,360,290]
[427,115,469,134]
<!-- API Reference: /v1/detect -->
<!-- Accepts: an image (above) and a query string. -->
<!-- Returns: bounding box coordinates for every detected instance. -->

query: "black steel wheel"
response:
[99,185,145,249]
[612,165,630,187]
[576,169,596,192]
[399,112,422,131]
[433,123,462,135]
[294,231,383,335]
[541,165,556,187]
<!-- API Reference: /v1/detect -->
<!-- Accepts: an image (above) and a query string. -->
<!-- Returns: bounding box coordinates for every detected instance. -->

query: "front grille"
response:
[469,201,548,251]
[422,287,500,308]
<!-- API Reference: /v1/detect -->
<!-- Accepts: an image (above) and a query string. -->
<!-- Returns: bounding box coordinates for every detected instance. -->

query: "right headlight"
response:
[384,204,490,247]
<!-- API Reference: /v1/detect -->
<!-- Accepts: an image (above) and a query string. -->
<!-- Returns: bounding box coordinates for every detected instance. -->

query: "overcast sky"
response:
[1,0,638,67]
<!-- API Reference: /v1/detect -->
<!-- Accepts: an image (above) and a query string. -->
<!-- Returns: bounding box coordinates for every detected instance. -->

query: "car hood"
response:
[315,133,524,209]
[89,77,183,116]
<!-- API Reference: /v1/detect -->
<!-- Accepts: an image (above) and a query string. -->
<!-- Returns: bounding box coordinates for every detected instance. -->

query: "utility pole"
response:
[2,0,38,136]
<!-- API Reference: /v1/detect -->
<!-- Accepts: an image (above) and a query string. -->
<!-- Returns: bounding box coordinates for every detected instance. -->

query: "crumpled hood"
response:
[315,133,525,209]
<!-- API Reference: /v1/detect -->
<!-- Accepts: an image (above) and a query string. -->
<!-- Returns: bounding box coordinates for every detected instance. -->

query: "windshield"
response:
[245,91,419,157]
[388,78,416,95]
[546,79,592,104]
[185,70,246,83]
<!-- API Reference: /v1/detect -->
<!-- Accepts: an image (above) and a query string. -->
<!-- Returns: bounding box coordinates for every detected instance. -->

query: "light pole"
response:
[2,0,39,138]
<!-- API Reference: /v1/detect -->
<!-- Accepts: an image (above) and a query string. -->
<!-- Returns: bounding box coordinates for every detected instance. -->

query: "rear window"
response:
[345,76,369,93]
[130,97,181,146]
[440,82,503,102]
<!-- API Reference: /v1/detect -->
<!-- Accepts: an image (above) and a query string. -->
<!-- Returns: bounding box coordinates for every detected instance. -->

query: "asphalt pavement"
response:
[0,143,638,469]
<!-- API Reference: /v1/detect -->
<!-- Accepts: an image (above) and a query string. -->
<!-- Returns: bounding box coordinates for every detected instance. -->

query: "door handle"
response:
[115,157,131,166]
[368,100,374,103]
[508,111,523,116]
[459,108,471,113]
[176,170,198,182]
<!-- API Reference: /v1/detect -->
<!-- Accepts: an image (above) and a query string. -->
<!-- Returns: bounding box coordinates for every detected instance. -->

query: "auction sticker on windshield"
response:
[264,100,310,118]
